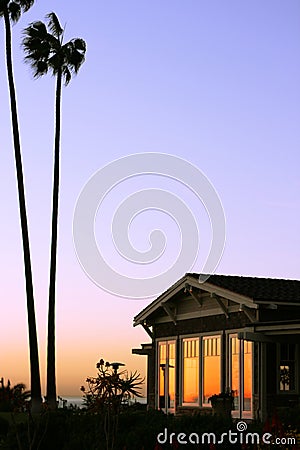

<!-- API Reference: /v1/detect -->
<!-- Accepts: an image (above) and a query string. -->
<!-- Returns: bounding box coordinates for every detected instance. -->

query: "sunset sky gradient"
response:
[0,1,299,396]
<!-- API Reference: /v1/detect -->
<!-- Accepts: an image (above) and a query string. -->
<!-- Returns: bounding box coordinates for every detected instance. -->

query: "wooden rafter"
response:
[190,291,203,309]
[141,323,153,339]
[162,303,177,325]
[240,305,257,323]
[211,293,229,318]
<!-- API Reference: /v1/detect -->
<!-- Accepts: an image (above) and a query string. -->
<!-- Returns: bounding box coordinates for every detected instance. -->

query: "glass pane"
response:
[280,363,295,391]
[230,336,239,410]
[243,341,252,411]
[203,336,221,404]
[168,342,175,409]
[158,342,166,409]
[183,338,199,403]
[280,344,296,391]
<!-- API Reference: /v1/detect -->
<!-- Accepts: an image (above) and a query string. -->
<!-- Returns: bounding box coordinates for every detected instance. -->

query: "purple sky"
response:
[0,0,299,395]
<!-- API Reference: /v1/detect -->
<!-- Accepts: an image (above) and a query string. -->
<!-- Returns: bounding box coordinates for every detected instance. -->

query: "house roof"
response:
[188,273,300,303]
[133,273,300,325]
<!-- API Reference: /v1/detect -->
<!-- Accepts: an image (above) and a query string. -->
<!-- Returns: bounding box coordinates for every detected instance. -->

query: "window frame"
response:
[181,336,200,406]
[156,337,177,413]
[202,334,222,406]
[227,332,254,419]
[277,343,298,395]
[179,332,222,408]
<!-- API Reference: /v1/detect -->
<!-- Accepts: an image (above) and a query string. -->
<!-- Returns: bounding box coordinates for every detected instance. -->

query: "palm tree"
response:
[23,12,86,409]
[0,0,42,413]
[0,377,31,412]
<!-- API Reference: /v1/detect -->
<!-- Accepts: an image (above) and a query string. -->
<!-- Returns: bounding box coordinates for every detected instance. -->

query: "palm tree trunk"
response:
[46,69,62,410]
[3,7,42,413]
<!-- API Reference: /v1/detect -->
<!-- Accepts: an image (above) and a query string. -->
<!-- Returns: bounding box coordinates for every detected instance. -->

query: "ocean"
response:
[60,396,147,409]
[60,397,84,408]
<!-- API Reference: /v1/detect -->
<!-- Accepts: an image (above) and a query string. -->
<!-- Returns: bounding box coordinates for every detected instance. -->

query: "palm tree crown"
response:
[0,0,34,23]
[23,12,86,85]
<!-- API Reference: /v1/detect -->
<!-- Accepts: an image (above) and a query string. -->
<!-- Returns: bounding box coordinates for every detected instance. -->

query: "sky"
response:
[0,1,299,397]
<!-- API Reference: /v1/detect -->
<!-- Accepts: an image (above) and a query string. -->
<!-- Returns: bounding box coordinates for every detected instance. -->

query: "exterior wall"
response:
[141,303,300,420]
[153,312,249,339]
[266,342,300,414]
[150,314,258,419]
[147,347,156,410]
[259,307,300,322]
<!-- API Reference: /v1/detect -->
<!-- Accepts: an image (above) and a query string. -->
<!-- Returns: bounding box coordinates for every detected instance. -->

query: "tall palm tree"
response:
[23,12,86,409]
[0,0,42,413]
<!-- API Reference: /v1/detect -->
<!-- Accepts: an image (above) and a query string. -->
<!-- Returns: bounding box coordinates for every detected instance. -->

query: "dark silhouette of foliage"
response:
[22,12,86,410]
[81,358,144,449]
[81,358,144,412]
[0,378,30,412]
[0,0,42,413]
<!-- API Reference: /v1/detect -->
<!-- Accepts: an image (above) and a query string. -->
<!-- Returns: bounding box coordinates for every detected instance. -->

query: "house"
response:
[132,273,300,420]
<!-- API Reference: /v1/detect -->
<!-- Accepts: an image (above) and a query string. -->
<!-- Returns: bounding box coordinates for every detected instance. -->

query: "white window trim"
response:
[202,335,222,407]
[181,337,200,407]
[179,333,223,408]
[227,331,254,419]
[156,337,177,413]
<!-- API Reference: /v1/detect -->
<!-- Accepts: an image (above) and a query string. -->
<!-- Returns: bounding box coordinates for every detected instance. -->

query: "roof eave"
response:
[133,274,258,326]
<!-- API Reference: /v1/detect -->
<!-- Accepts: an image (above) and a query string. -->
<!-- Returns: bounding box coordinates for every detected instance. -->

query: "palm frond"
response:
[19,0,34,13]
[46,32,61,51]
[22,36,51,60]
[35,60,48,77]
[63,38,86,74]
[22,21,61,79]
[0,0,34,22]
[67,48,85,73]
[23,21,48,40]
[8,2,21,22]
[46,12,63,38]
[74,38,86,52]
[24,57,48,78]
[47,52,63,74]
[62,66,71,86]
[22,22,49,72]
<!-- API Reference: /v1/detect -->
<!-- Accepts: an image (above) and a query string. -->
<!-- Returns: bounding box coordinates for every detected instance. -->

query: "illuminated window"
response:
[168,342,176,409]
[279,344,295,391]
[203,336,221,404]
[182,338,199,404]
[229,335,253,416]
[230,336,240,410]
[243,340,252,411]
[158,341,176,412]
[158,343,166,409]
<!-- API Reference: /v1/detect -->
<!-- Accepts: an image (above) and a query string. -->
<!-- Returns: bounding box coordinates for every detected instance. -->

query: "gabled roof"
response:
[188,273,300,303]
[133,273,300,326]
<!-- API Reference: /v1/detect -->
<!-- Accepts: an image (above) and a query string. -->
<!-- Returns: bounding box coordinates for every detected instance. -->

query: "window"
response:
[279,344,296,391]
[182,338,199,404]
[229,334,253,417]
[203,336,221,404]
[158,342,166,409]
[243,340,252,411]
[230,336,240,410]
[158,340,176,412]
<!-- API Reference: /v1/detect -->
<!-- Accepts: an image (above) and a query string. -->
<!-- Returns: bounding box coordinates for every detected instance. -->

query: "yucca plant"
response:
[81,359,144,450]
